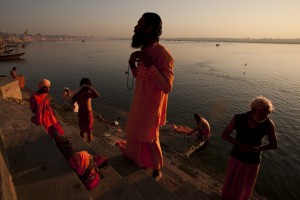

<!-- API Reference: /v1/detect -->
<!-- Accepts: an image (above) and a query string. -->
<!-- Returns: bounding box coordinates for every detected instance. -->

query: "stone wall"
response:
[0,128,17,200]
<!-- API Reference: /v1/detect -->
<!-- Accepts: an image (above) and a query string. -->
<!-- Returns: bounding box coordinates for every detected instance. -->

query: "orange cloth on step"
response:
[125,43,174,169]
[170,124,193,134]
[115,140,127,154]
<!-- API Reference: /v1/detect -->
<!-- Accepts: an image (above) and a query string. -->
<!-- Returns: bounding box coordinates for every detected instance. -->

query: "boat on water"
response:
[0,51,26,60]
[0,39,27,60]
[0,48,25,60]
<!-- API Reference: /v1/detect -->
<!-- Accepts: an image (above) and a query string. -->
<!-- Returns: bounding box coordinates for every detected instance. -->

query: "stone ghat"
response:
[0,84,266,200]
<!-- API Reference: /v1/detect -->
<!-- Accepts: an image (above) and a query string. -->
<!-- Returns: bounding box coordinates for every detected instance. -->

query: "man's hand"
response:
[129,51,141,68]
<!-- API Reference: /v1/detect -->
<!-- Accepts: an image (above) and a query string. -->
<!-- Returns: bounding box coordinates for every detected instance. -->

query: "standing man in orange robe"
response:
[125,12,174,180]
[30,79,64,138]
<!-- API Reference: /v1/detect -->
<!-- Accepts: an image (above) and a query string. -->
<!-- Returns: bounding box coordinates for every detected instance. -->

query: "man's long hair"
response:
[142,12,162,42]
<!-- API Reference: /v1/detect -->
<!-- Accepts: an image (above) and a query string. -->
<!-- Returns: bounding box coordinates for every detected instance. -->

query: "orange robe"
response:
[125,43,174,169]
[10,70,25,89]
[15,75,25,89]
[30,92,64,138]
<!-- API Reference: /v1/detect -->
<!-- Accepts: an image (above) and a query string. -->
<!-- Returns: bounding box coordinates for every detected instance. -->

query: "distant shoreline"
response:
[3,31,300,45]
[161,37,300,45]
[29,38,300,45]
[107,37,300,45]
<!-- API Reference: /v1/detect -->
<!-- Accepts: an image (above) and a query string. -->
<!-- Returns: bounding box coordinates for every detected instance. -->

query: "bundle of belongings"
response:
[53,131,108,190]
[69,151,108,190]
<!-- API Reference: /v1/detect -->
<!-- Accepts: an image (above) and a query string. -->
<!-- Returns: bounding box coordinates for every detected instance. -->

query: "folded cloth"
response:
[115,140,127,155]
[170,124,192,134]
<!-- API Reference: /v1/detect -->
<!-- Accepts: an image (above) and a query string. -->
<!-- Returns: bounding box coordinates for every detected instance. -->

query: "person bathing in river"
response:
[72,78,99,143]
[185,113,211,142]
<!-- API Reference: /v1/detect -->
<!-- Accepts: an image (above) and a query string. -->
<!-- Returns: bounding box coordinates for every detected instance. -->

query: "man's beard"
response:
[131,31,147,48]
[39,87,49,94]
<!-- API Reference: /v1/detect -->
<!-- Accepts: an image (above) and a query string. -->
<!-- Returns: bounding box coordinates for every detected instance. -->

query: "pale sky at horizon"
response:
[1,0,300,39]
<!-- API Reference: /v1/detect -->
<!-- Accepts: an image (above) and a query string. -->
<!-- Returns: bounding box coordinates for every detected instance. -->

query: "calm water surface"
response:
[1,40,299,199]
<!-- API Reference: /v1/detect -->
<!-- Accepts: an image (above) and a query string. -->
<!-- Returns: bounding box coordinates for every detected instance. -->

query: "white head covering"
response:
[38,79,51,89]
[64,87,70,92]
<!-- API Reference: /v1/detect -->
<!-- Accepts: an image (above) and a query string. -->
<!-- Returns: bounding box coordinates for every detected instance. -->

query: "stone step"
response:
[90,165,145,200]
[60,122,146,200]
[56,112,183,200]
[88,130,181,200]
[159,133,266,200]
[56,110,206,200]
[0,97,148,200]
[92,128,221,200]
[0,99,91,200]
[0,127,18,200]
[160,151,220,200]
[0,90,267,200]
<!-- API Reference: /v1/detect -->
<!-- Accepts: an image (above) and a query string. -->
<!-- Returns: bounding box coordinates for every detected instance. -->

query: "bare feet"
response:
[152,170,162,181]
[80,132,84,139]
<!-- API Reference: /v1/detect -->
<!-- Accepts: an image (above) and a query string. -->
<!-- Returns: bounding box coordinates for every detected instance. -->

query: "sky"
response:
[1,0,300,39]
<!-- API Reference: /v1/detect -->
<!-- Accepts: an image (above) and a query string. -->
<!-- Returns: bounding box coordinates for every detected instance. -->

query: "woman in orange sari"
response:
[10,67,25,89]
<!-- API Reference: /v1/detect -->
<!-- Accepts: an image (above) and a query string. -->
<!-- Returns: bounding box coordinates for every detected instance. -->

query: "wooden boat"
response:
[0,51,25,60]
[0,47,25,60]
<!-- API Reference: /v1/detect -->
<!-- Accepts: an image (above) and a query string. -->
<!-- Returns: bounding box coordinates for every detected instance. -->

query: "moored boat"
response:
[0,51,26,60]
[0,39,26,60]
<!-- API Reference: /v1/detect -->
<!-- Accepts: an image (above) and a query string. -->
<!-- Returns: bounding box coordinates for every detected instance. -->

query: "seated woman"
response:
[10,67,25,89]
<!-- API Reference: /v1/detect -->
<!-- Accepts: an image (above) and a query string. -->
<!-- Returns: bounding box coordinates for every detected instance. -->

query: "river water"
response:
[1,40,299,199]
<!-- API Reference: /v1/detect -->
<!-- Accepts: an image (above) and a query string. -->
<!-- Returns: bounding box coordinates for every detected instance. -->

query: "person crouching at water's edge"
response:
[185,113,211,142]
